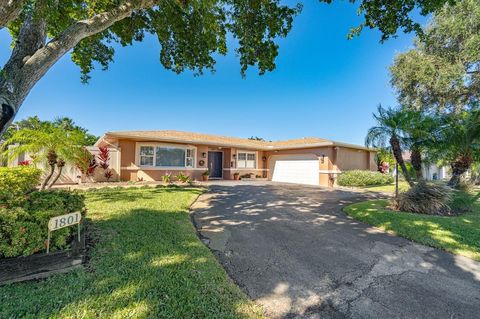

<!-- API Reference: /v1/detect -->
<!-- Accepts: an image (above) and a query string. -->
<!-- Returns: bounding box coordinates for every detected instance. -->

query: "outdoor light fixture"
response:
[321,154,326,164]
[202,152,207,158]
[232,154,236,158]
[262,156,267,161]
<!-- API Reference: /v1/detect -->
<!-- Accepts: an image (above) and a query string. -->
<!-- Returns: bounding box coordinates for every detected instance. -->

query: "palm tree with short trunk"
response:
[2,123,86,189]
[365,105,414,187]
[433,109,480,187]
[401,111,438,182]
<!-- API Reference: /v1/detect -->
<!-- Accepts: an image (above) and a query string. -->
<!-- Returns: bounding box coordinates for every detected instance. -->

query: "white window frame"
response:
[136,143,196,169]
[236,150,257,169]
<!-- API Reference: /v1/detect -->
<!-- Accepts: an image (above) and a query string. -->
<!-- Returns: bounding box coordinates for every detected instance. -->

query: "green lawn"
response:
[344,200,480,261]
[0,186,264,319]
[358,181,410,193]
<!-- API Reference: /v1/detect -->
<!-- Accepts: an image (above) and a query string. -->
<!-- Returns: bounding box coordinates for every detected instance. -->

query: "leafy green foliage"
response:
[162,173,172,183]
[8,0,301,82]
[0,166,41,207]
[1,116,97,146]
[365,105,414,185]
[176,172,192,183]
[2,120,91,177]
[320,0,453,41]
[375,148,395,168]
[337,170,394,186]
[23,190,86,214]
[0,190,85,258]
[390,0,480,113]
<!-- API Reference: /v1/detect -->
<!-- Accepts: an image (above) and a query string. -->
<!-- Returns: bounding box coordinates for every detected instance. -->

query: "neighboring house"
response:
[94,130,377,187]
[400,151,451,181]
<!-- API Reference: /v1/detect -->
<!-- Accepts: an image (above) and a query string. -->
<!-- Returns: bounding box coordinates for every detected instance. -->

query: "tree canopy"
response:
[321,0,455,42]
[390,0,480,113]
[1,116,98,146]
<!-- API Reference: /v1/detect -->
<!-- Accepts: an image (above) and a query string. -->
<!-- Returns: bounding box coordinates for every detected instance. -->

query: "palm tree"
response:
[2,123,86,189]
[401,111,438,181]
[365,105,414,186]
[433,109,480,187]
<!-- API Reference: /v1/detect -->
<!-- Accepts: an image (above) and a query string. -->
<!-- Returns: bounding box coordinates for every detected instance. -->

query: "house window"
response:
[139,145,195,168]
[140,146,154,166]
[237,151,256,168]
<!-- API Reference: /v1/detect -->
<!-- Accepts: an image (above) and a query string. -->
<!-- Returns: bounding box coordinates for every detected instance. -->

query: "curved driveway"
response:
[191,182,480,319]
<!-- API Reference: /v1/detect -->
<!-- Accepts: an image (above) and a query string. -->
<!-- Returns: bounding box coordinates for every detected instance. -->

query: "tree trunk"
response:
[390,136,414,187]
[0,0,25,29]
[410,148,423,181]
[40,150,57,190]
[448,155,473,187]
[48,159,65,189]
[0,1,154,137]
[41,163,56,190]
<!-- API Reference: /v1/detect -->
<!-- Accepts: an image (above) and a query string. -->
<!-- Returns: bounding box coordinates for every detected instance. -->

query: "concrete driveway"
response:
[191,182,480,319]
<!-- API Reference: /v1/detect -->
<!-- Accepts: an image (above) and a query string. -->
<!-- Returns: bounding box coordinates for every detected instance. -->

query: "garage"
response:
[269,154,319,186]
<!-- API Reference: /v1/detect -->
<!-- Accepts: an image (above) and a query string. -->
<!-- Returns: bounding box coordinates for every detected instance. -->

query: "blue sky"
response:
[0,1,420,145]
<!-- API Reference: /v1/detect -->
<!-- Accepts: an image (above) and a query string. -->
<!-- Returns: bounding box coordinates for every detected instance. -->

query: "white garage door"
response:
[270,154,319,186]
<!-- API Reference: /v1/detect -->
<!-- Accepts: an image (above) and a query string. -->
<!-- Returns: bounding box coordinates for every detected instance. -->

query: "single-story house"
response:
[95,130,377,187]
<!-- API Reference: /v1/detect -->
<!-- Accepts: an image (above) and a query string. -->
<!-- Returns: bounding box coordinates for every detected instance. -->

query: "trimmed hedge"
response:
[0,166,41,207]
[0,190,85,258]
[337,170,394,187]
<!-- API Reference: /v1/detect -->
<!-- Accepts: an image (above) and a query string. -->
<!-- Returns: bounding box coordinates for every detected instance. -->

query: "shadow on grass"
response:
[345,200,480,261]
[84,186,202,204]
[0,188,261,319]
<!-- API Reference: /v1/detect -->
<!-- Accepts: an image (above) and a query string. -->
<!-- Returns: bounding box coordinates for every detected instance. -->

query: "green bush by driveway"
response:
[0,190,86,258]
[0,186,263,319]
[344,199,480,261]
[337,170,394,187]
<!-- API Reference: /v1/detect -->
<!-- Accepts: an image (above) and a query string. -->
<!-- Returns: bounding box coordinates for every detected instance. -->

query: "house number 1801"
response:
[47,212,82,253]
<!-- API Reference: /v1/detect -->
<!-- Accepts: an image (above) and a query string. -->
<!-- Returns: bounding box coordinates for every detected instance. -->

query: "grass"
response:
[344,197,480,261]
[358,180,410,193]
[0,186,264,319]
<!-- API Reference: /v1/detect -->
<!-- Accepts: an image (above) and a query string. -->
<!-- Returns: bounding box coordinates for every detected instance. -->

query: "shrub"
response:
[0,190,85,258]
[24,190,85,213]
[449,190,480,214]
[162,173,172,184]
[337,170,394,186]
[391,182,452,215]
[176,172,192,184]
[0,166,42,207]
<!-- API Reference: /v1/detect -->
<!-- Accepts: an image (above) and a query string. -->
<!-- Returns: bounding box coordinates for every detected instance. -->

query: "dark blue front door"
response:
[208,152,223,178]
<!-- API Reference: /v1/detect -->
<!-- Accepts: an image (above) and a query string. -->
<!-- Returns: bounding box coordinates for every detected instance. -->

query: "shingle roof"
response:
[99,130,372,151]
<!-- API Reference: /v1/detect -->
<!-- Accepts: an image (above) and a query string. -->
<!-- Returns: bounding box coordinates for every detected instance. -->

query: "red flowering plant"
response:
[97,147,110,170]
[98,147,114,182]
[379,161,390,174]
[104,170,113,181]
[18,160,31,166]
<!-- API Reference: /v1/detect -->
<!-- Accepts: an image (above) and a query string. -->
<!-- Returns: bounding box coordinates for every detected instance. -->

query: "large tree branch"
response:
[0,0,156,135]
[0,0,25,29]
[16,0,156,103]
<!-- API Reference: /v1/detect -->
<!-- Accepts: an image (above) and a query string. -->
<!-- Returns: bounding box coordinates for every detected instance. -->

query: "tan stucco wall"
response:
[336,147,373,171]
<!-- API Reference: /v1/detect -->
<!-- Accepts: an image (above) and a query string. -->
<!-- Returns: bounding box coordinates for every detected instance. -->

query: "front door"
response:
[208,151,223,179]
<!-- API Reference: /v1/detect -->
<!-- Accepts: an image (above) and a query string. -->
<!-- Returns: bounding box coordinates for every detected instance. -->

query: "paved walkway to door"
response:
[191,182,480,319]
